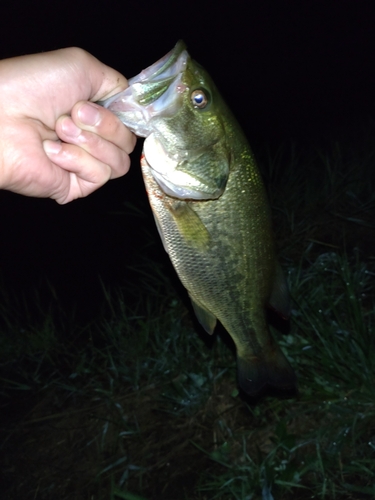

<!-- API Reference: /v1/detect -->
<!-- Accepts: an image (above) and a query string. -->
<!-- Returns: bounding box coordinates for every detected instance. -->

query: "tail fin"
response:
[237,346,297,396]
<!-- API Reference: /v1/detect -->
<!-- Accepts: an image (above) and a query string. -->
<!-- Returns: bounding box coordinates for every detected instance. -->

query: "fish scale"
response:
[100,41,297,395]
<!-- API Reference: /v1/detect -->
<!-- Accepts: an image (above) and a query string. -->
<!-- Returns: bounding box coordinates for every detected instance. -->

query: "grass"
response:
[196,250,375,499]
[1,138,375,499]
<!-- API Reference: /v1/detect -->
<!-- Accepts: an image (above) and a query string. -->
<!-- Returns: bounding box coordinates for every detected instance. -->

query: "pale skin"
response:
[0,47,136,204]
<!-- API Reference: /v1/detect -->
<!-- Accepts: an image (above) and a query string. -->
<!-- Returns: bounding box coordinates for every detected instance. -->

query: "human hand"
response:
[0,47,136,204]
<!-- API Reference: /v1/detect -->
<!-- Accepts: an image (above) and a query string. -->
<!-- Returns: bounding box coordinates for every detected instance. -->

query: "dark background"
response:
[0,0,375,318]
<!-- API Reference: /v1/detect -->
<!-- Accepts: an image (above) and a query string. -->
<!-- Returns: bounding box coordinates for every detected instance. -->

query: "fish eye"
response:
[190,89,209,109]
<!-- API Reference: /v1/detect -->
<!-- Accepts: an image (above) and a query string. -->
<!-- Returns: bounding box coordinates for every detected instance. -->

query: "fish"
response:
[99,41,297,395]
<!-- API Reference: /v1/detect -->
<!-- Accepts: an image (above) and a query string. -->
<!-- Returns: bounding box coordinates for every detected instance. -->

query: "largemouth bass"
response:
[100,41,297,395]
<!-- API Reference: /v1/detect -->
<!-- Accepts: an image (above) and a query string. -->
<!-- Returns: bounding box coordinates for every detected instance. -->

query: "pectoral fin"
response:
[151,199,211,254]
[169,202,211,251]
[189,294,217,335]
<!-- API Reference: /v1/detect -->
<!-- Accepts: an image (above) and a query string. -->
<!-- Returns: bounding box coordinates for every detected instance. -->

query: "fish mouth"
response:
[100,40,189,137]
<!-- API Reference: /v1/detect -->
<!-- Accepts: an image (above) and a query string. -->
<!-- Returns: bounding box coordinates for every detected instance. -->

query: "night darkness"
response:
[1,1,375,316]
[2,1,375,497]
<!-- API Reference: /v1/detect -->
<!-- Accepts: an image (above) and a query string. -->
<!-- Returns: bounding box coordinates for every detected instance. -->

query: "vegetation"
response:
[1,138,375,499]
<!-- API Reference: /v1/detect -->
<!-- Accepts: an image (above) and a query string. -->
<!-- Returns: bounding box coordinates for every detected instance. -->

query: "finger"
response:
[72,101,136,153]
[43,139,131,203]
[54,115,132,178]
[0,48,129,126]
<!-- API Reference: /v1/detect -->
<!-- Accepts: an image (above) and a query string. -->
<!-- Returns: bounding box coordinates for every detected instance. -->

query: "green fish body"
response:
[100,41,296,395]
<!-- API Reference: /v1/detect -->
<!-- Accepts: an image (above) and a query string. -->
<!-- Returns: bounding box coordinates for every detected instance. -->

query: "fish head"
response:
[100,41,230,200]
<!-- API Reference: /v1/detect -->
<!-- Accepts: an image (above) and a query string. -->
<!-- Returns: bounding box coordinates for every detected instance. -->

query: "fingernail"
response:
[77,102,101,126]
[61,117,81,138]
[43,140,62,155]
